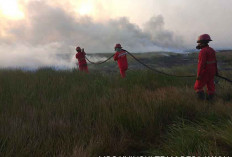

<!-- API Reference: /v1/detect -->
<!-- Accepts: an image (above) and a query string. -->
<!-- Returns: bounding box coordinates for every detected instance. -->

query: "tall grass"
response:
[0,69,231,156]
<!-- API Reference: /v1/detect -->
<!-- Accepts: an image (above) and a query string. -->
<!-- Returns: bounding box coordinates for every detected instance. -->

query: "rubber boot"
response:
[197,91,205,100]
[207,94,214,101]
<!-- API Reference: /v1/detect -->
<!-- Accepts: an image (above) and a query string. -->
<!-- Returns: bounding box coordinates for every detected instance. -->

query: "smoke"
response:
[86,55,107,63]
[154,0,232,49]
[0,0,184,69]
[0,42,76,69]
[144,15,184,49]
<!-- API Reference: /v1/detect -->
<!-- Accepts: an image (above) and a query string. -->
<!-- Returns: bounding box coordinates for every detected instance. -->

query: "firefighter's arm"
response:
[114,52,118,61]
[76,53,79,59]
[197,50,207,78]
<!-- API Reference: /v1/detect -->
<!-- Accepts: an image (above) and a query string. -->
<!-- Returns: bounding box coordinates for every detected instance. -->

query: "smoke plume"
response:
[0,1,184,69]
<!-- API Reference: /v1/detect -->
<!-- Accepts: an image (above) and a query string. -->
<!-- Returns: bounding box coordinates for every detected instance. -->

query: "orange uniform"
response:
[194,46,218,95]
[76,51,88,73]
[114,50,128,78]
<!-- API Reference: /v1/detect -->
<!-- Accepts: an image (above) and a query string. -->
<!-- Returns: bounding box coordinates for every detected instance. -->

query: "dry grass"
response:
[0,69,231,156]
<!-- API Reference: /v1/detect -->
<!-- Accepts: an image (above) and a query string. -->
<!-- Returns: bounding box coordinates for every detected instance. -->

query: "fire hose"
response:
[85,54,115,65]
[85,51,232,83]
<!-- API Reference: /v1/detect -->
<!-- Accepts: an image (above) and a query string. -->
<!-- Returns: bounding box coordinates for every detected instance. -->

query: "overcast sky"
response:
[0,0,232,68]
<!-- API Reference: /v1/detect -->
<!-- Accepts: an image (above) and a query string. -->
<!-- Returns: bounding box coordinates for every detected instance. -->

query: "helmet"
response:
[197,34,212,43]
[115,44,122,49]
[76,46,81,52]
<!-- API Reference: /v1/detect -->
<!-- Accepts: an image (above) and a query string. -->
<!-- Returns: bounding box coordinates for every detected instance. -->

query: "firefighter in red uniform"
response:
[194,34,218,100]
[75,47,88,73]
[114,44,128,78]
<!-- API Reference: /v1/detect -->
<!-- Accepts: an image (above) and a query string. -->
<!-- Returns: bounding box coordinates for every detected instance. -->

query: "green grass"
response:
[0,69,231,156]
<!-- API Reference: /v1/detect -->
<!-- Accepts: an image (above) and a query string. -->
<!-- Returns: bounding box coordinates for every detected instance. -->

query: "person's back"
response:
[76,51,87,65]
[113,44,128,78]
[198,46,217,77]
[75,47,88,73]
[114,49,128,69]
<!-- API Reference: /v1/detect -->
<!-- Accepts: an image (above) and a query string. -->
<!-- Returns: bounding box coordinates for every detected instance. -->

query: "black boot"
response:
[207,94,214,101]
[197,91,205,100]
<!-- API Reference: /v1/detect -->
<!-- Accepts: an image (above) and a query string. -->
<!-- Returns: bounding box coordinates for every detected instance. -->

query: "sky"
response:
[0,0,232,69]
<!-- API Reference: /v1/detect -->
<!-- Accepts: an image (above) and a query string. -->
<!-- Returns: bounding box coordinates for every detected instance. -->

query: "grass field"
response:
[0,52,232,156]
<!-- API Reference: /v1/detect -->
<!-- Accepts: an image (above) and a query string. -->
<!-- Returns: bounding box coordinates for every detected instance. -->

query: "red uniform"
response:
[194,46,218,95]
[76,52,88,73]
[114,50,128,78]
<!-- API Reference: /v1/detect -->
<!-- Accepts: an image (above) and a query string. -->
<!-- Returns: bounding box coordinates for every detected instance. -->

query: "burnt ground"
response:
[86,51,232,74]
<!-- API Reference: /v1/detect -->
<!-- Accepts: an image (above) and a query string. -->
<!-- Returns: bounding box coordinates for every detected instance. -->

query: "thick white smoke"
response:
[0,43,76,69]
[0,1,184,69]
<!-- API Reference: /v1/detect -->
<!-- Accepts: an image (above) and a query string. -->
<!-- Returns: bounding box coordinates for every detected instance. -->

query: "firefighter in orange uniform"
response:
[114,44,128,78]
[76,47,88,73]
[194,34,218,100]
